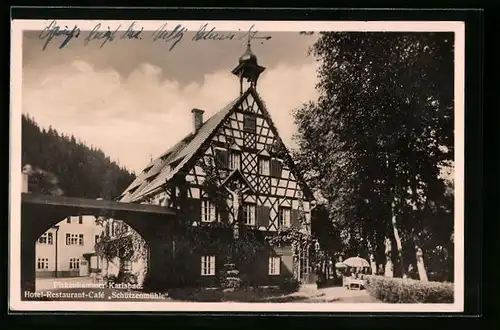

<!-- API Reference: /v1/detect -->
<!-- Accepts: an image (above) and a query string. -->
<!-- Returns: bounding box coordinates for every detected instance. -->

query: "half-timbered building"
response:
[107,42,316,288]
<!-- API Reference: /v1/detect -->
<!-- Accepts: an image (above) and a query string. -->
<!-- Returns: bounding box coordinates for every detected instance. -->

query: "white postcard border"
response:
[9,19,465,313]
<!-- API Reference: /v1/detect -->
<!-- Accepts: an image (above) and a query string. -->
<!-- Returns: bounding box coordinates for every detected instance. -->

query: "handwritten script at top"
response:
[38,21,272,51]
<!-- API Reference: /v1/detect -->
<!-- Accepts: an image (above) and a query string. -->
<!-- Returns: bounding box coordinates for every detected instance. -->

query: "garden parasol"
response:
[343,256,371,268]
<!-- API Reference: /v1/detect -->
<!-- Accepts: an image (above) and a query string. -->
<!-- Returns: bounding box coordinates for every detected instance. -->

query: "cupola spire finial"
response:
[231,36,266,95]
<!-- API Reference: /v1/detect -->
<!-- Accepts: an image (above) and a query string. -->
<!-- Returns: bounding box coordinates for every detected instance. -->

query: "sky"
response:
[22,30,320,174]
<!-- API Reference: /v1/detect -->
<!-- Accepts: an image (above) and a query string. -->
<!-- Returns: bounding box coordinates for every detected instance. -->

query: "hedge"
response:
[364,275,454,303]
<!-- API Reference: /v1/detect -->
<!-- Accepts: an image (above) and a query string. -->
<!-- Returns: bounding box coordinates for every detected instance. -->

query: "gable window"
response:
[228,151,241,170]
[37,258,49,270]
[66,217,71,224]
[278,207,291,228]
[243,203,256,226]
[69,258,80,270]
[270,158,283,177]
[259,157,270,176]
[201,255,216,276]
[78,215,83,224]
[269,256,281,275]
[215,147,229,169]
[201,200,217,222]
[243,114,257,133]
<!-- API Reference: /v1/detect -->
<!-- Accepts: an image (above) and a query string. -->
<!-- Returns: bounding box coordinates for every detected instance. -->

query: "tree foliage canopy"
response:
[293,32,454,279]
[22,114,136,200]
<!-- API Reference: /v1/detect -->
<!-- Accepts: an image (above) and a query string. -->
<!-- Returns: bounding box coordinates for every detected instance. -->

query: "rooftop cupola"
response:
[231,38,266,95]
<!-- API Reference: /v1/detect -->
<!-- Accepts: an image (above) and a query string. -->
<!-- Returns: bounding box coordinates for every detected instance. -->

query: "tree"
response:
[21,114,136,199]
[293,32,454,279]
[23,164,64,196]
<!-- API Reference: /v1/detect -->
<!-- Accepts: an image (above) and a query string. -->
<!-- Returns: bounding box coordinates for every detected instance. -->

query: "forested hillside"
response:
[22,114,136,200]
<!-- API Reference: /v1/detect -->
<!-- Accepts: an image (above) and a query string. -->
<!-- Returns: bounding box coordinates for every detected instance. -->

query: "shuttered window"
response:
[243,114,257,133]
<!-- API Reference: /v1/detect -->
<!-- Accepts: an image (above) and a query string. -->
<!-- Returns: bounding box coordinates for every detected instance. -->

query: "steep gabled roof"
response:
[119,89,251,203]
[118,86,314,203]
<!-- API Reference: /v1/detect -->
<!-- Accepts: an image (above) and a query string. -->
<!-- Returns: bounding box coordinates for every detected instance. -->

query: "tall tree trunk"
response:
[415,246,428,282]
[367,240,377,275]
[369,253,377,275]
[292,243,299,281]
[390,200,406,278]
[384,236,393,277]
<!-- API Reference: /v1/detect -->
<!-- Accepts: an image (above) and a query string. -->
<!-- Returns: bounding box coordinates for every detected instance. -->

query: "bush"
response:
[364,275,454,303]
[280,277,301,293]
[103,274,118,286]
[117,271,138,285]
[220,263,242,291]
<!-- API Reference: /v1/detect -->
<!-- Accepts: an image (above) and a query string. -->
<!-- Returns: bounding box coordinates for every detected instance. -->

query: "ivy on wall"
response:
[94,217,148,264]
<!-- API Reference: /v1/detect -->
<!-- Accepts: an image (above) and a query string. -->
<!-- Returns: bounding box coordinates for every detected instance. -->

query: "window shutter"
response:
[291,209,300,228]
[215,149,228,169]
[257,205,270,227]
[270,159,282,177]
[188,198,202,223]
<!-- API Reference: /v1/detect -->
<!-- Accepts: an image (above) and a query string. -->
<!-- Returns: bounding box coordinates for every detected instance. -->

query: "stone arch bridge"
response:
[19,193,177,297]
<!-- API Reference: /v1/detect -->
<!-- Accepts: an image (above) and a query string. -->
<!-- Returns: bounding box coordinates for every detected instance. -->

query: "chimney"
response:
[191,108,205,132]
[21,171,29,193]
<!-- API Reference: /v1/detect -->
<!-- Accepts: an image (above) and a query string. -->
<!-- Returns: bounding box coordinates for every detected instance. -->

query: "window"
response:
[69,258,80,270]
[95,235,100,244]
[39,233,47,244]
[78,215,83,224]
[201,200,217,222]
[279,207,291,228]
[269,256,281,275]
[201,255,216,276]
[78,234,84,246]
[38,232,52,244]
[243,114,257,133]
[66,234,80,245]
[259,158,270,176]
[66,217,71,224]
[243,203,256,226]
[37,258,49,270]
[228,151,240,170]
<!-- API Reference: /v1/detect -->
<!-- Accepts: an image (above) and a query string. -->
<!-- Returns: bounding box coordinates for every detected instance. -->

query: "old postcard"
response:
[10,19,464,312]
